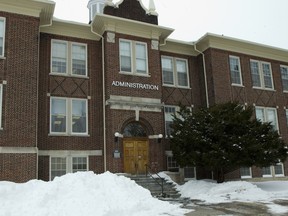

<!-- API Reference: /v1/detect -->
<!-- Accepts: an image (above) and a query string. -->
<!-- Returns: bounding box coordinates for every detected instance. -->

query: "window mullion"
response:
[131,41,136,74]
[67,99,71,135]
[67,42,72,75]
[173,58,177,87]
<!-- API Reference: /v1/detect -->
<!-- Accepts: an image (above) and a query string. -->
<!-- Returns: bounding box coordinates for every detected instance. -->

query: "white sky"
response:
[53,0,288,50]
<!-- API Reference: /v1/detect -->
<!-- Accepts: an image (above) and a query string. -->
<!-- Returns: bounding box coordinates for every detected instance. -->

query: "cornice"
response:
[91,13,173,43]
[40,18,101,41]
[0,0,55,26]
[195,33,288,63]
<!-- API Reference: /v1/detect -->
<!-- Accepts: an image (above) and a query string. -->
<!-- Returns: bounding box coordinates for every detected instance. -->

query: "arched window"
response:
[123,122,147,137]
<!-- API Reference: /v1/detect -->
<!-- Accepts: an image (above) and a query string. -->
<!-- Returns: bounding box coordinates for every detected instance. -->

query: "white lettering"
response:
[111,81,159,91]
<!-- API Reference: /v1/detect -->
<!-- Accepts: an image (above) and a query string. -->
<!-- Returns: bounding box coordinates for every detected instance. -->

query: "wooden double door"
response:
[123,138,149,174]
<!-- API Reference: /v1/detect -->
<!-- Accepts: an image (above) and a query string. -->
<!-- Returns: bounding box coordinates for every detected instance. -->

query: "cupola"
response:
[87,0,113,22]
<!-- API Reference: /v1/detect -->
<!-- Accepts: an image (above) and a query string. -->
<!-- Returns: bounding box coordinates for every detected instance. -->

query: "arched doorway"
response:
[122,122,149,175]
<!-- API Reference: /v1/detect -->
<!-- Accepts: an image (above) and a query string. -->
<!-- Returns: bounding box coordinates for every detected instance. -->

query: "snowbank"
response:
[0,172,188,216]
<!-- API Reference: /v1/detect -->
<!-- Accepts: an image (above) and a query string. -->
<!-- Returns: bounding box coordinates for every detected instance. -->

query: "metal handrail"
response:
[145,164,165,197]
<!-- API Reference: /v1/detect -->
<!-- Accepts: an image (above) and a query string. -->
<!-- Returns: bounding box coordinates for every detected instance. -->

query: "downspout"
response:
[90,23,107,172]
[38,16,53,179]
[194,43,209,108]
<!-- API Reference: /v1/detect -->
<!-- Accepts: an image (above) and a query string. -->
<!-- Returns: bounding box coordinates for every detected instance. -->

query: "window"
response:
[119,39,148,75]
[262,166,272,177]
[164,106,177,137]
[0,18,5,57]
[281,65,288,92]
[274,163,284,177]
[50,156,88,180]
[262,164,284,177]
[161,56,189,88]
[250,60,273,90]
[50,97,88,135]
[255,107,278,131]
[72,157,88,173]
[0,85,2,128]
[229,56,243,85]
[240,167,252,178]
[50,157,67,180]
[167,156,179,172]
[51,40,87,76]
[184,167,196,179]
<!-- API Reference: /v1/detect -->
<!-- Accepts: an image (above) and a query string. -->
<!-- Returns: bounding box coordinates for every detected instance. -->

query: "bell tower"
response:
[87,0,113,22]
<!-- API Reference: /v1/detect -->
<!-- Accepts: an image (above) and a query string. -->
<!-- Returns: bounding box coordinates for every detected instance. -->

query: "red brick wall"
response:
[38,33,104,151]
[0,12,39,147]
[0,153,37,182]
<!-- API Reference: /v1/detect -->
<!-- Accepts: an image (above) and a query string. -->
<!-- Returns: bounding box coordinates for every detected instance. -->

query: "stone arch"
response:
[121,117,154,138]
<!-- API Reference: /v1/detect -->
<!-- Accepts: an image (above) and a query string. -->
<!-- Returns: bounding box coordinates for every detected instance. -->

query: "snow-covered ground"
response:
[1,171,288,216]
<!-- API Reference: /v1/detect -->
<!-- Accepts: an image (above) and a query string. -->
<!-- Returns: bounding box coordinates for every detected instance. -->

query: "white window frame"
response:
[164,106,178,138]
[184,167,197,180]
[161,56,190,88]
[229,55,243,86]
[274,163,285,177]
[255,106,279,131]
[250,60,274,90]
[0,17,6,58]
[50,155,89,180]
[0,84,2,129]
[51,40,88,77]
[50,97,88,136]
[167,156,179,172]
[262,164,284,178]
[119,39,149,76]
[240,167,252,179]
[280,65,288,92]
[262,166,272,177]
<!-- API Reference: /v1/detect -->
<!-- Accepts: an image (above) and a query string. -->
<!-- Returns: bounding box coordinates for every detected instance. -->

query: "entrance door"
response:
[123,138,149,174]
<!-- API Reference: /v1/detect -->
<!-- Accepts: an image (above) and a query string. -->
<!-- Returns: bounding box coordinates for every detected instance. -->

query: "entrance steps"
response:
[128,175,181,198]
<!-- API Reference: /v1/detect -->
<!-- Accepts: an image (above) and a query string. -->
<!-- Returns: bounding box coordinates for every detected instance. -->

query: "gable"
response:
[104,0,158,25]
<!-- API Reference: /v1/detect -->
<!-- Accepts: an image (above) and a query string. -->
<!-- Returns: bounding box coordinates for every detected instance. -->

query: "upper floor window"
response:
[0,18,6,57]
[119,39,148,76]
[50,97,88,135]
[280,65,288,92]
[255,106,278,131]
[229,56,243,85]
[161,56,189,88]
[51,40,87,77]
[250,60,273,90]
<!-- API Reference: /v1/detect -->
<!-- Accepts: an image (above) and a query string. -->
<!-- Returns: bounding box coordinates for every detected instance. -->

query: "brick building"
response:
[0,0,287,182]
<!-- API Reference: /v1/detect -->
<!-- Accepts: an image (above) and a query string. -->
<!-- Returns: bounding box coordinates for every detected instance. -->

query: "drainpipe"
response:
[91,24,107,172]
[38,16,54,179]
[194,43,209,108]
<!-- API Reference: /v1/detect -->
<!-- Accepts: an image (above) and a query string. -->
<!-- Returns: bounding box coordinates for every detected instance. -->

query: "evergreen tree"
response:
[170,102,288,183]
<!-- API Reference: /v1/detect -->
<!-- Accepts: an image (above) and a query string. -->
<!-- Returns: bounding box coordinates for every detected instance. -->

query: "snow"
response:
[0,172,188,216]
[1,171,288,215]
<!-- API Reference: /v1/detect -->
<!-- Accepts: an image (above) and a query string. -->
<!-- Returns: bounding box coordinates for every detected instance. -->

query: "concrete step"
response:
[127,175,181,199]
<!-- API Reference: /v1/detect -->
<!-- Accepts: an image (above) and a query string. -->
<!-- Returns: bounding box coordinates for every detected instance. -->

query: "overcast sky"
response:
[53,0,288,50]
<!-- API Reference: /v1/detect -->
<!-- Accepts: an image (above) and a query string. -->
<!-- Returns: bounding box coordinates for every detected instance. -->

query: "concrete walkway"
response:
[184,200,288,216]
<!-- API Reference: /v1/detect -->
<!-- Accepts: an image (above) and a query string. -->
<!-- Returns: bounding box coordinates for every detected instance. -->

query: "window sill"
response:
[252,87,275,92]
[240,176,252,179]
[48,133,90,137]
[119,71,151,77]
[231,84,244,87]
[163,85,191,90]
[0,56,6,60]
[49,73,89,79]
